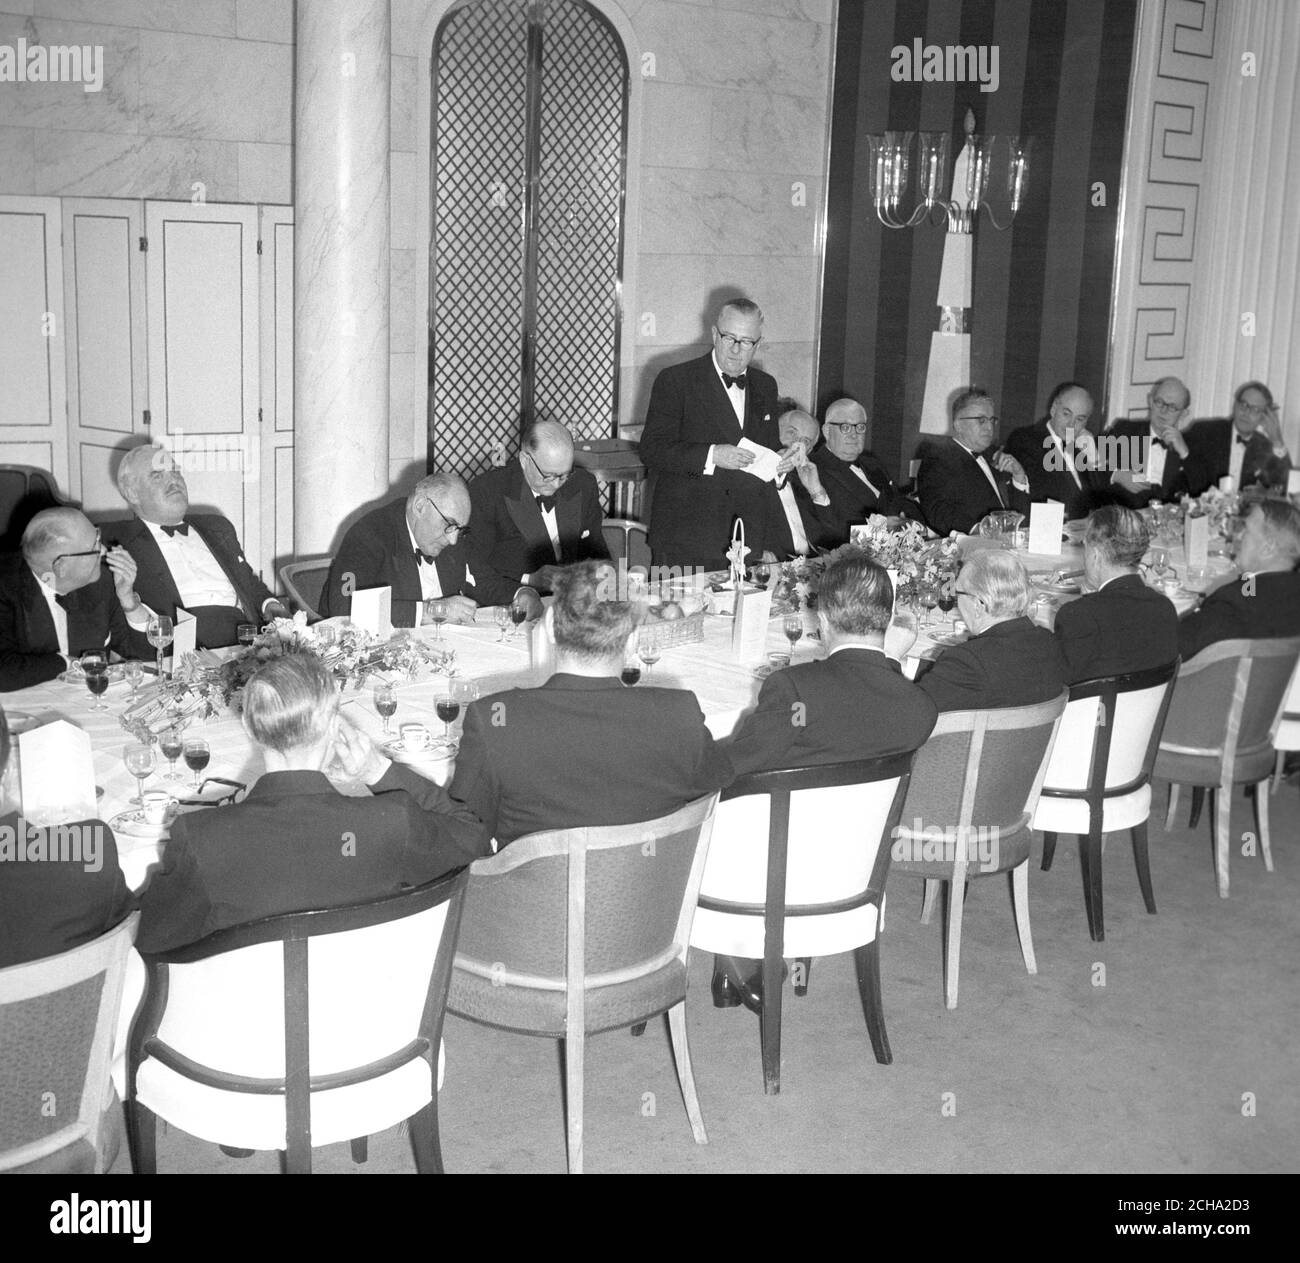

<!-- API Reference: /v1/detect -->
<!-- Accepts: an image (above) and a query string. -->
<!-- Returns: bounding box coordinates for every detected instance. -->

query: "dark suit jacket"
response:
[319,499,473,628]
[639,352,783,568]
[1051,574,1180,683]
[465,461,609,606]
[1004,420,1109,521]
[109,513,276,649]
[809,447,925,546]
[1097,419,1209,507]
[763,472,840,558]
[915,437,1031,537]
[135,763,487,954]
[1185,418,1291,492]
[448,673,734,846]
[0,814,135,968]
[1177,569,1300,662]
[726,647,938,776]
[0,554,153,691]
[917,616,1068,713]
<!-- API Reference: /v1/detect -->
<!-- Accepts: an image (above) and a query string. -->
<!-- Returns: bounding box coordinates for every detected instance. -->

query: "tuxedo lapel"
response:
[696,357,743,444]
[17,564,58,654]
[434,543,465,595]
[128,520,184,615]
[505,477,554,563]
[554,480,584,561]
[188,517,255,619]
[388,504,422,600]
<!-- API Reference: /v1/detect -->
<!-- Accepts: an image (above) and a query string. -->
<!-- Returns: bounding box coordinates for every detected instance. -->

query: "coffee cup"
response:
[142,790,173,826]
[767,651,791,671]
[400,722,432,752]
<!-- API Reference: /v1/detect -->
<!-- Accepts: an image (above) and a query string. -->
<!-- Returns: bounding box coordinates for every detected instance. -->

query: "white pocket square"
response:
[581,529,590,539]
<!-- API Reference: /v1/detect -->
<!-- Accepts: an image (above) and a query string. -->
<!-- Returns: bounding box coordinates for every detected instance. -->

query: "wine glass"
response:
[147,615,174,681]
[182,738,210,790]
[159,726,185,781]
[237,623,258,647]
[782,612,803,658]
[425,598,448,642]
[494,606,511,642]
[638,636,661,676]
[620,654,641,686]
[916,577,940,628]
[123,659,145,696]
[122,741,156,806]
[373,681,398,736]
[509,601,529,640]
[81,651,109,711]
[437,678,478,751]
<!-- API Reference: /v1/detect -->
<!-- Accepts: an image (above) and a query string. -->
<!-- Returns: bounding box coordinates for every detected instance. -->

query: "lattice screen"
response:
[430,0,628,479]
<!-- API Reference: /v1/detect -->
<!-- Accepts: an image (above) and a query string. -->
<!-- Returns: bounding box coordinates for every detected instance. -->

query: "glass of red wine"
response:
[509,602,529,640]
[159,726,185,781]
[81,650,110,711]
[183,738,210,790]
[621,654,641,686]
[373,681,397,736]
[437,678,477,750]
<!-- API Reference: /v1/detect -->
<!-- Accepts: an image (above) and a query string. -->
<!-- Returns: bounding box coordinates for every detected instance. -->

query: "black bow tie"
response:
[55,592,72,610]
[1236,434,1251,446]
[415,548,438,566]
[535,494,557,513]
[722,373,748,390]
[160,522,189,538]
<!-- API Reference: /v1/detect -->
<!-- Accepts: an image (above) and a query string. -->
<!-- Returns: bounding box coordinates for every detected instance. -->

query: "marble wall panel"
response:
[389,350,420,466]
[139,29,290,144]
[0,14,139,133]
[390,247,417,355]
[35,1,238,36]
[639,80,711,168]
[708,88,824,173]
[35,129,238,198]
[391,0,422,55]
[390,149,417,251]
[235,0,290,44]
[0,126,35,192]
[237,140,291,204]
[390,54,416,152]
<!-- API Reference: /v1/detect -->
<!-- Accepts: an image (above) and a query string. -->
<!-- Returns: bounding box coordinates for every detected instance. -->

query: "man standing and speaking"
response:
[640,298,786,571]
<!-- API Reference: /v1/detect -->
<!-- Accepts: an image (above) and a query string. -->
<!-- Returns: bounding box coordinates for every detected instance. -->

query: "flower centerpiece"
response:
[119,613,457,738]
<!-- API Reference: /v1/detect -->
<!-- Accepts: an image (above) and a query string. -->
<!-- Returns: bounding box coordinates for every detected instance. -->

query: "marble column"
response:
[294,0,391,555]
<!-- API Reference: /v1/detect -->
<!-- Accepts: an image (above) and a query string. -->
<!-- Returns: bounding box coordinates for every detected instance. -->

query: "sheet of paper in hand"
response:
[737,438,780,482]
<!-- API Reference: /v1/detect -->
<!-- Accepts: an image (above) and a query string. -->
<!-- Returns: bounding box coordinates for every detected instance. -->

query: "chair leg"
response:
[629,1023,647,1037]
[1010,860,1037,974]
[1214,776,1232,898]
[666,1001,708,1145]
[920,878,940,924]
[1254,779,1274,872]
[349,1136,368,1164]
[408,1100,444,1174]
[853,940,892,1065]
[1189,785,1205,829]
[125,1099,157,1175]
[941,880,963,1010]
[284,1142,311,1175]
[1079,826,1105,942]
[793,957,812,997]
[562,1034,584,1174]
[1040,831,1057,872]
[1273,750,1286,794]
[759,952,784,1095]
[1131,820,1157,914]
[1164,782,1180,831]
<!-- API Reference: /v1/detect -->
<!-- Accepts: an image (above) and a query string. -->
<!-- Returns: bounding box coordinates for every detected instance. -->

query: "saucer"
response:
[928,631,970,648]
[109,808,171,840]
[381,737,453,765]
[58,664,126,685]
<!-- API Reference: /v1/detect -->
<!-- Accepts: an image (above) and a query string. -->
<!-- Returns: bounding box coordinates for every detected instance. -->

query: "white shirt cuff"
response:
[703,445,717,476]
[125,602,155,630]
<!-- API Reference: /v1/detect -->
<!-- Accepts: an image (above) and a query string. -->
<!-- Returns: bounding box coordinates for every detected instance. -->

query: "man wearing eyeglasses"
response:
[1184,381,1291,494]
[640,298,786,570]
[320,473,479,628]
[1003,382,1109,520]
[809,398,925,542]
[465,419,609,607]
[915,387,1031,537]
[1100,377,1210,508]
[0,507,153,690]
[110,444,289,648]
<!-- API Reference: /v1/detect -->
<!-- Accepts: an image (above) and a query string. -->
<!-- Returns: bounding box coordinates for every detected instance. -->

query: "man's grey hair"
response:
[115,442,169,499]
[961,550,1032,618]
[1085,505,1150,570]
[717,297,763,326]
[21,508,82,568]
[950,387,993,422]
[551,560,637,663]
[1253,499,1300,562]
[408,471,468,507]
[818,553,894,635]
[1150,376,1191,411]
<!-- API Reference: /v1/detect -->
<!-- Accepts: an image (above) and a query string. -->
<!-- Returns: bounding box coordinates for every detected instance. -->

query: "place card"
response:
[172,608,197,662]
[1288,469,1300,497]
[350,587,392,637]
[1218,476,1236,494]
[731,583,772,664]
[1028,501,1065,556]
[18,720,98,826]
[1184,511,1209,569]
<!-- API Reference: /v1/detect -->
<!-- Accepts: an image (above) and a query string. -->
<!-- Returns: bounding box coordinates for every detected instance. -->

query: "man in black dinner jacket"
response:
[1004,383,1109,521]
[915,388,1031,537]
[0,507,153,691]
[449,560,732,847]
[916,549,1067,712]
[110,443,289,648]
[1100,377,1210,508]
[1052,505,1179,683]
[320,473,478,629]
[1185,380,1292,494]
[640,298,785,570]
[465,420,609,607]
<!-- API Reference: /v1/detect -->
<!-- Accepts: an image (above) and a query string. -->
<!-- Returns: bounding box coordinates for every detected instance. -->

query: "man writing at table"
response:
[320,473,479,629]
[449,560,732,847]
[110,444,290,647]
[465,420,609,606]
[0,508,153,691]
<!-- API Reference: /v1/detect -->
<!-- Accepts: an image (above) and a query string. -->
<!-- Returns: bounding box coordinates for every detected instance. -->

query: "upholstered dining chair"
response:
[278,556,333,620]
[126,870,468,1174]
[0,912,140,1174]
[601,517,651,574]
[688,753,913,1095]
[1154,636,1300,898]
[1034,659,1180,941]
[0,463,64,549]
[446,793,718,1175]
[1269,659,1300,793]
[891,692,1068,1009]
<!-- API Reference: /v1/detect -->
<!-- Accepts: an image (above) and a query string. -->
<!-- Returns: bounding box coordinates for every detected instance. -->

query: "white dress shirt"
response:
[1047,427,1084,490]
[406,524,445,600]
[849,463,883,497]
[703,353,746,476]
[146,521,239,609]
[954,439,1009,504]
[34,573,71,656]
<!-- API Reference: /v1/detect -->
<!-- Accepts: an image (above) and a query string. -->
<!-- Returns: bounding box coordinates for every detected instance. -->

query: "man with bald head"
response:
[810,398,924,541]
[760,407,841,557]
[1101,376,1210,508]
[1004,383,1108,520]
[320,472,479,628]
[1,507,153,690]
[110,443,288,648]
[465,420,609,606]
